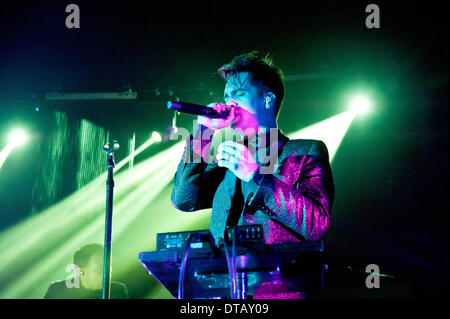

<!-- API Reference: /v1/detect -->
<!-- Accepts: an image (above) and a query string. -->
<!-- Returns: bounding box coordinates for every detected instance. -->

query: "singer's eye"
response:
[234,90,245,97]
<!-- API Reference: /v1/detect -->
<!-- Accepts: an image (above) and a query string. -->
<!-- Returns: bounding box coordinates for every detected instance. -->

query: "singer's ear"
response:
[263,92,276,109]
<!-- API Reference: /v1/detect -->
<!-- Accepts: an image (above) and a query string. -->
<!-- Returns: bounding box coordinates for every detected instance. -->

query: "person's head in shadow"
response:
[45,243,129,298]
[73,243,103,290]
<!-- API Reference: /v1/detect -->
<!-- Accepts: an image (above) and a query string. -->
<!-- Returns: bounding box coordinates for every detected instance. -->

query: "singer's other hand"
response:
[197,103,238,130]
[216,141,259,182]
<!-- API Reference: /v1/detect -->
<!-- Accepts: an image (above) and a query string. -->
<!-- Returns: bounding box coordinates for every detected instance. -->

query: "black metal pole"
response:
[102,141,118,299]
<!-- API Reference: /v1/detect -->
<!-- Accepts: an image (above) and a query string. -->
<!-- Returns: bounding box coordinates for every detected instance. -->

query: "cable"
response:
[231,227,237,299]
[222,236,236,299]
[222,237,234,299]
[178,234,194,299]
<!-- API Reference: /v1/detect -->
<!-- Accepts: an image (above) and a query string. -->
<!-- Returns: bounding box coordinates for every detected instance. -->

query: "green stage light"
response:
[151,131,162,143]
[1,129,29,170]
[350,95,371,116]
[9,129,28,147]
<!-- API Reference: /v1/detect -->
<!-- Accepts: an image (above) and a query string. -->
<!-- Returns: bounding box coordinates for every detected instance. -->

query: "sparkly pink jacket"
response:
[171,133,334,246]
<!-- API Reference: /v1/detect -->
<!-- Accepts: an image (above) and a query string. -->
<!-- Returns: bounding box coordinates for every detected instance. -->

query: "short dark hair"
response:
[73,243,103,268]
[218,51,285,117]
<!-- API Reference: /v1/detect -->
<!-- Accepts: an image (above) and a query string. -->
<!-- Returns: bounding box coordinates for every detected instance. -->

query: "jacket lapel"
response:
[210,170,240,246]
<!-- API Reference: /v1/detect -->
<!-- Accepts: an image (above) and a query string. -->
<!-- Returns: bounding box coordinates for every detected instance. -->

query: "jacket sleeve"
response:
[246,140,334,241]
[171,135,226,212]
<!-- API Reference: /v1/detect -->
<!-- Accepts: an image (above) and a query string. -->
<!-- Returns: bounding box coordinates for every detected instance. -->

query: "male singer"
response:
[171,51,334,250]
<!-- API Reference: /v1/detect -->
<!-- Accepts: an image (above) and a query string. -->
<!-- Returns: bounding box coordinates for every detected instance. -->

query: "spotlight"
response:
[151,131,162,143]
[1,129,29,169]
[9,129,28,147]
[350,95,371,115]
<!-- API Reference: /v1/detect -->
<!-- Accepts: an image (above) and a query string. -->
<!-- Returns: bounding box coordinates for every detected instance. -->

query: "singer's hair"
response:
[218,51,285,118]
[73,243,103,268]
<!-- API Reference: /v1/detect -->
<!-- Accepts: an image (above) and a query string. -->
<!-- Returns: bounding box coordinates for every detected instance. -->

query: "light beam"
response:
[288,110,356,162]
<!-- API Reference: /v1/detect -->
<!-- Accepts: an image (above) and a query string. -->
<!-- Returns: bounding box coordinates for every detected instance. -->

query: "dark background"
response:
[0,0,447,298]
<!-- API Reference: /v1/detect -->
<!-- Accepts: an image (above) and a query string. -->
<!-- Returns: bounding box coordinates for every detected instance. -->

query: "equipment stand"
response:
[102,141,119,299]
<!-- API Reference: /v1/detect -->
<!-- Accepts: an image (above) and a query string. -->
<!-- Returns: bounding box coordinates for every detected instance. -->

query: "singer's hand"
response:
[216,141,259,182]
[197,103,238,130]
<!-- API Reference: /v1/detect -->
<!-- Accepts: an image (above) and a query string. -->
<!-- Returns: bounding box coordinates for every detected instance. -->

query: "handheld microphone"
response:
[167,101,229,119]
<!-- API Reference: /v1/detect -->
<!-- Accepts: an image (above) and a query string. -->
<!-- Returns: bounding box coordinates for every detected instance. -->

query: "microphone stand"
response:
[102,141,119,299]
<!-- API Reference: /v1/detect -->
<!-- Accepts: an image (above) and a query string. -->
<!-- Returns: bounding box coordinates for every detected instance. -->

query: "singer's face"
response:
[223,72,266,135]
